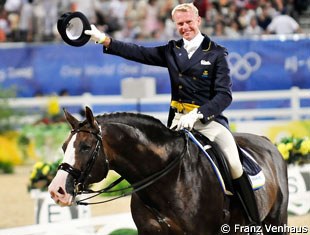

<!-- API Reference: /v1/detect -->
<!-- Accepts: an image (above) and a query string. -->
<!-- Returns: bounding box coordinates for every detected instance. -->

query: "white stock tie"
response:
[184,44,198,59]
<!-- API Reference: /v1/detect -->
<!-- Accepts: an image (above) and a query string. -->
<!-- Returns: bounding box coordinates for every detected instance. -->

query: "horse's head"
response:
[48,107,109,206]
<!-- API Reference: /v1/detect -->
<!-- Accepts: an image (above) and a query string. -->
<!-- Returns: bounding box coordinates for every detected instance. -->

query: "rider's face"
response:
[173,10,201,41]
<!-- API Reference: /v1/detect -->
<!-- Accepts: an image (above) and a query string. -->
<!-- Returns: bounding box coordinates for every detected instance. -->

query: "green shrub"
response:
[0,86,18,134]
[0,161,14,174]
[108,228,138,235]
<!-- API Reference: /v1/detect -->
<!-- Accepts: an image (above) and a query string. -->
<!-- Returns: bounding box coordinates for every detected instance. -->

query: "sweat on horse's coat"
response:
[48,107,289,235]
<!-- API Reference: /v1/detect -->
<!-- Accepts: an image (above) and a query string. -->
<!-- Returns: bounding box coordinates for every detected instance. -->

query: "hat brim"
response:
[57,12,91,47]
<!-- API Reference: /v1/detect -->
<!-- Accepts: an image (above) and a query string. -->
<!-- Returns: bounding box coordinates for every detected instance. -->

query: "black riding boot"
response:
[233,172,262,234]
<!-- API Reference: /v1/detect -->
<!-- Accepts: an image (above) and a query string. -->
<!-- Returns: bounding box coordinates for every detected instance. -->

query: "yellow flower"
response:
[0,136,23,165]
[300,139,310,155]
[30,168,37,179]
[34,161,44,169]
[286,142,293,151]
[42,165,50,175]
[277,143,290,160]
[47,96,60,116]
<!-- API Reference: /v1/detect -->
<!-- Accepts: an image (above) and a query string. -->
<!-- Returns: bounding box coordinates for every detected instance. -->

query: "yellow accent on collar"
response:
[203,41,211,52]
[171,100,200,113]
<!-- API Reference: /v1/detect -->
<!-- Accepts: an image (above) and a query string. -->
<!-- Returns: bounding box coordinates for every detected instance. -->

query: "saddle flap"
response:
[239,148,265,190]
[187,130,265,195]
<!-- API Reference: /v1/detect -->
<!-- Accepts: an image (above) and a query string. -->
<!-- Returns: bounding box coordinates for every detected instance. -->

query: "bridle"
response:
[58,128,109,195]
[57,126,190,206]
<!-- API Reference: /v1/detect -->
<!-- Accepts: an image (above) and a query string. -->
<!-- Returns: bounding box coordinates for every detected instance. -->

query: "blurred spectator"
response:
[244,15,263,35]
[4,0,22,41]
[284,0,300,21]
[70,0,100,24]
[114,16,141,41]
[226,19,242,38]
[193,0,209,18]
[0,0,307,43]
[158,0,179,39]
[42,0,58,41]
[266,10,302,34]
[225,1,238,24]
[19,0,33,42]
[95,3,121,34]
[0,8,9,41]
[237,7,255,30]
[205,1,220,28]
[294,0,310,15]
[256,3,272,31]
[212,20,226,37]
[138,0,161,39]
[108,0,128,29]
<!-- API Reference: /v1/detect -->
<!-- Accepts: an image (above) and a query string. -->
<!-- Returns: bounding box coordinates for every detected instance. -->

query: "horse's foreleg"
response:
[131,193,185,235]
[131,193,166,235]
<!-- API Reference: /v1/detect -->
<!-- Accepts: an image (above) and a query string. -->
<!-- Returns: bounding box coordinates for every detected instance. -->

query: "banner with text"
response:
[0,38,309,97]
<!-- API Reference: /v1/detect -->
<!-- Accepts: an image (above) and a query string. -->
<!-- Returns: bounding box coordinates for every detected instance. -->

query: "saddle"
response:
[186,130,265,196]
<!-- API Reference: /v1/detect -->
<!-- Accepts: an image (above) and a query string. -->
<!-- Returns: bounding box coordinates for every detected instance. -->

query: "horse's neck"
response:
[101,121,185,185]
[111,141,185,185]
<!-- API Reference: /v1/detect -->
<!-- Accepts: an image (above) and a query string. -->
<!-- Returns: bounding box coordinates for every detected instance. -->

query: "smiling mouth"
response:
[183,31,193,38]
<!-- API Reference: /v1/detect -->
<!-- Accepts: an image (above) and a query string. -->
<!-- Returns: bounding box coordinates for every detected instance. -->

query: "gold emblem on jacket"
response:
[202,70,209,78]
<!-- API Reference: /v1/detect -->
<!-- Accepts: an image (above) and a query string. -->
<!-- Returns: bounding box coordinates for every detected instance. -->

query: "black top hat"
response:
[57,12,91,47]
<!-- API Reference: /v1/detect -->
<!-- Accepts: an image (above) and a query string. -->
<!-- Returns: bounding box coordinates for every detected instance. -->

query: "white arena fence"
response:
[1,87,309,235]
[7,87,310,124]
[0,213,136,235]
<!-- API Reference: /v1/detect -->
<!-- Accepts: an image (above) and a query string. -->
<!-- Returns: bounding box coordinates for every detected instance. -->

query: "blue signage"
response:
[0,38,309,97]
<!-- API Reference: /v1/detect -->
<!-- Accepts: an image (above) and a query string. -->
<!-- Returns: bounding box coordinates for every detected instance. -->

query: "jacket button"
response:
[192,101,195,104]
[179,85,182,89]
[179,73,182,77]
[193,77,197,80]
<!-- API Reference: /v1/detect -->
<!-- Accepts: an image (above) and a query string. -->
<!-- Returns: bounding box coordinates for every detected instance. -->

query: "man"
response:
[266,10,302,34]
[85,2,261,228]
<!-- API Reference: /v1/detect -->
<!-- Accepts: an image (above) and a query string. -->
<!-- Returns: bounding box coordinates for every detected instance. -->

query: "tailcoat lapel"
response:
[172,39,189,73]
[173,36,212,73]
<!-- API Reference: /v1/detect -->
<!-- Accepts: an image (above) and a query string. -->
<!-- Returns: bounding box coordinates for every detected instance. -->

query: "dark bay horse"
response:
[48,107,288,235]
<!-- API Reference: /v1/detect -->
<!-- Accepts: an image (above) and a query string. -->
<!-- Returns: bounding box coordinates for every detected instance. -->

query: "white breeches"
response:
[171,113,243,179]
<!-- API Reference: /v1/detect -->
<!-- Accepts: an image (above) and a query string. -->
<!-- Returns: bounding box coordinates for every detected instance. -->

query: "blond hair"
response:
[171,3,199,18]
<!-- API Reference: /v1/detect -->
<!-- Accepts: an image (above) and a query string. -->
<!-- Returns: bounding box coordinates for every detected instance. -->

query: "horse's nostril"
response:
[58,187,65,195]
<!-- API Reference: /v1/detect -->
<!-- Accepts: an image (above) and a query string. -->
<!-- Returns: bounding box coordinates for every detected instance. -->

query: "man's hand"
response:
[176,108,203,131]
[84,24,106,44]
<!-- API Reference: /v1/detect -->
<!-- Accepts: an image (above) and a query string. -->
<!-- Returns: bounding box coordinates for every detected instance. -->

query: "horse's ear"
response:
[63,108,79,130]
[85,106,98,129]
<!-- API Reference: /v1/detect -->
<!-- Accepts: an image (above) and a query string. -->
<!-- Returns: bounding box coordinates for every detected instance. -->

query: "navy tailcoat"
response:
[104,35,232,128]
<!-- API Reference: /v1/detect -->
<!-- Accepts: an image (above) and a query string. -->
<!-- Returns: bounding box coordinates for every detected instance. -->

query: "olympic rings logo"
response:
[227,52,261,81]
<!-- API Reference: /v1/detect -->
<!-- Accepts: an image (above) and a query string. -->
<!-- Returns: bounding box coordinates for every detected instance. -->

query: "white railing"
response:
[7,87,310,124]
[1,87,309,235]
[0,213,136,235]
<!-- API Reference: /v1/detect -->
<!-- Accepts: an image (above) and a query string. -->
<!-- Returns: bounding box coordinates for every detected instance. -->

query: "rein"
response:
[75,131,190,205]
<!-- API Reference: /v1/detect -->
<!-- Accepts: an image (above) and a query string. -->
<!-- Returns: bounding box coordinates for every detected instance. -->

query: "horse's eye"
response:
[81,144,91,152]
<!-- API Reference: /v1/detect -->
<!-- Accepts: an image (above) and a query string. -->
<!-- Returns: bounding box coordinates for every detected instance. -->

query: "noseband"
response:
[58,128,109,194]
